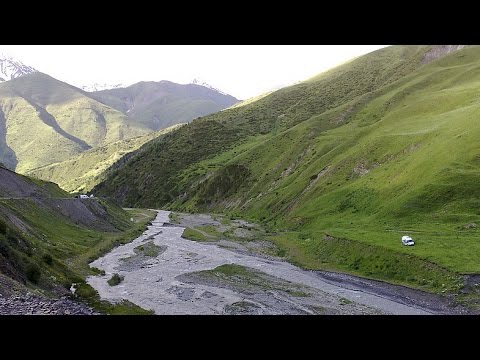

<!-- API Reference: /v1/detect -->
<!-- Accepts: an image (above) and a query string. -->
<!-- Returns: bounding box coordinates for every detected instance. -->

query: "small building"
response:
[79,194,89,199]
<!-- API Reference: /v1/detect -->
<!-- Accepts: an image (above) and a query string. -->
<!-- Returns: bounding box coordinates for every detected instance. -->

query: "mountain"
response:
[190,78,229,95]
[28,123,184,193]
[0,52,36,82]
[82,82,124,92]
[0,72,150,173]
[0,164,154,308]
[0,64,238,177]
[94,45,480,297]
[90,80,239,131]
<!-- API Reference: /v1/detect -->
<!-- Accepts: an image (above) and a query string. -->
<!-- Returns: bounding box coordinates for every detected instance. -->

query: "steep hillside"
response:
[0,72,150,173]
[95,45,431,206]
[95,45,480,298]
[90,80,239,130]
[28,124,184,193]
[0,165,155,313]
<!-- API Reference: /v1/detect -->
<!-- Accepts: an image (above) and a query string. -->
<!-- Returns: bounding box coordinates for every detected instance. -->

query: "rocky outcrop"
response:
[422,45,467,64]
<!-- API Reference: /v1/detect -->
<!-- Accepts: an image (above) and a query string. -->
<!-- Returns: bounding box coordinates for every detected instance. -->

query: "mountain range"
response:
[0,72,149,173]
[0,53,239,177]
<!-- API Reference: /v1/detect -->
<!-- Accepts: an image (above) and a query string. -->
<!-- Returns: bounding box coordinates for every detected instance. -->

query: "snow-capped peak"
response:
[190,77,228,95]
[81,82,125,92]
[0,52,37,82]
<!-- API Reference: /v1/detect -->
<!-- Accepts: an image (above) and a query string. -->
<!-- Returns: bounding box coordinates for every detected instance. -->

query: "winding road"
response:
[87,210,434,315]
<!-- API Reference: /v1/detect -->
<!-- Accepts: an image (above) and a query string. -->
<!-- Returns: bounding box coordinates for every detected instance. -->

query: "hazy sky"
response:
[1,45,387,99]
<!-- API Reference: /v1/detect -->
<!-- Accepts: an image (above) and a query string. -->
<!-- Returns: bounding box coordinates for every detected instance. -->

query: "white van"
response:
[401,235,415,246]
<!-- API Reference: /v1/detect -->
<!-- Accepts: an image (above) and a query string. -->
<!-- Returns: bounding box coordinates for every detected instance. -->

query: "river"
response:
[87,210,433,315]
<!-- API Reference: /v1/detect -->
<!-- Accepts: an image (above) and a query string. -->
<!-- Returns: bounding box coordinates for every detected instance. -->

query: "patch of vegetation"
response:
[224,301,261,314]
[193,264,311,297]
[75,282,153,315]
[196,164,252,206]
[286,289,309,297]
[219,217,231,226]
[168,212,180,224]
[133,241,162,257]
[26,263,41,284]
[196,225,223,238]
[340,297,353,305]
[42,254,53,265]
[107,273,124,286]
[209,264,252,277]
[91,267,106,276]
[0,219,7,235]
[181,227,209,242]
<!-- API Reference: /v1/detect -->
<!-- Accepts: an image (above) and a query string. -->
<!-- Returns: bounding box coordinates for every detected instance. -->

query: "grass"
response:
[207,264,252,277]
[168,212,180,224]
[181,227,209,242]
[74,282,154,315]
[197,225,223,238]
[219,217,232,226]
[286,289,309,297]
[270,232,462,293]
[28,125,182,193]
[133,241,162,257]
[339,297,353,305]
[193,264,311,296]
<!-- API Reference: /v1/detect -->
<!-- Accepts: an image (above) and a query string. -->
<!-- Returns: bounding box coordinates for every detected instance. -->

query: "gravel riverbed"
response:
[87,210,464,315]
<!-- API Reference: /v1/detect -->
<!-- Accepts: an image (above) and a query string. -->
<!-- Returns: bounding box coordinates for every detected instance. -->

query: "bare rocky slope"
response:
[0,164,142,314]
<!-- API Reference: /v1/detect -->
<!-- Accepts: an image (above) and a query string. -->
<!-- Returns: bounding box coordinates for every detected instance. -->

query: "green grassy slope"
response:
[94,45,431,206]
[0,165,155,313]
[0,72,150,173]
[27,124,184,193]
[95,45,480,298]
[90,80,239,131]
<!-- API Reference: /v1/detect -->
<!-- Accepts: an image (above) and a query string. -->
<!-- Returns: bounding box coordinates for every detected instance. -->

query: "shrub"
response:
[42,254,53,265]
[0,220,6,235]
[91,267,106,276]
[75,283,97,299]
[107,273,124,286]
[26,263,41,283]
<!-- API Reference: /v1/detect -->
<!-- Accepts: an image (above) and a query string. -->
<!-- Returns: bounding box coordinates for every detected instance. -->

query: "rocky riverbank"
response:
[0,292,97,315]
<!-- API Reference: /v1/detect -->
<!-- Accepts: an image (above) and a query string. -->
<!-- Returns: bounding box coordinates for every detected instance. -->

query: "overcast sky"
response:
[1,45,387,99]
